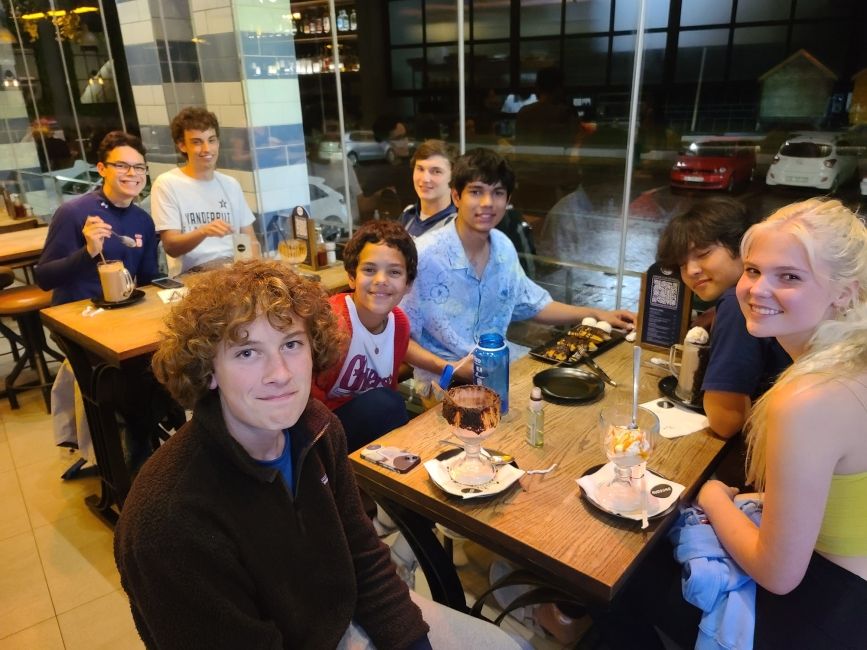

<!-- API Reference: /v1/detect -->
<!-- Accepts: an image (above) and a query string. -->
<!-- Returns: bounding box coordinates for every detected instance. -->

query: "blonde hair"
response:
[744,199,867,489]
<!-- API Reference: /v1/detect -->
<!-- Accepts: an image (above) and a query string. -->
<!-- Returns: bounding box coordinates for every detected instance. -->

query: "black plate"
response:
[90,288,146,309]
[658,375,705,414]
[529,326,625,365]
[578,463,680,521]
[533,367,604,403]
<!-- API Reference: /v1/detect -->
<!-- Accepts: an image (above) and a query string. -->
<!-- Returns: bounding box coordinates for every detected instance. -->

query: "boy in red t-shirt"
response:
[313,221,418,451]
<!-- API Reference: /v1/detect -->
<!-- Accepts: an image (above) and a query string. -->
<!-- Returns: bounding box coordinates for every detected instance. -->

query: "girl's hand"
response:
[697,479,739,511]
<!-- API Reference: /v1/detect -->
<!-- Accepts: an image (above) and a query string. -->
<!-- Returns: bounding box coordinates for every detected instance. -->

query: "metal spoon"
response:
[112,232,137,247]
[437,439,514,466]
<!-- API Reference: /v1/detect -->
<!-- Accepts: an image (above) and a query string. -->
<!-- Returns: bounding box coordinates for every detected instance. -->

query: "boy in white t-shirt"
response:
[312,221,418,451]
[150,107,256,276]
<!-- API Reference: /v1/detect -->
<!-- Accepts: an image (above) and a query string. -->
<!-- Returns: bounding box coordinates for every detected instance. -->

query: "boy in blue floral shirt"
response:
[401,148,634,395]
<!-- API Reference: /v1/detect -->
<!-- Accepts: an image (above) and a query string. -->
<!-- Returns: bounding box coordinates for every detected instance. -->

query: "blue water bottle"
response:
[473,333,509,415]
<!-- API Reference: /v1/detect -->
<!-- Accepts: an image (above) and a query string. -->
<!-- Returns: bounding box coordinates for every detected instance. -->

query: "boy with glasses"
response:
[37,130,158,305]
[150,106,256,276]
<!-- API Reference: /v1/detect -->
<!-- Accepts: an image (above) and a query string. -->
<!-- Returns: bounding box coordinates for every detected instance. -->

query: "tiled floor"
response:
[0,366,144,649]
[0,339,568,649]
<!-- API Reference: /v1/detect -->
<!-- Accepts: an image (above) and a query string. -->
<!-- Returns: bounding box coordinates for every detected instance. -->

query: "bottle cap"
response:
[438,364,455,389]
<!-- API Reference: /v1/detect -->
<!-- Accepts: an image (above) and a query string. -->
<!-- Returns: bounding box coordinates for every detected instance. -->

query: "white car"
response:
[766,132,858,193]
[308,175,347,233]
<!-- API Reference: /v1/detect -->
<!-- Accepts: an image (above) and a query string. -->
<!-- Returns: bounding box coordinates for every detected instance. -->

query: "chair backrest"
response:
[496,207,537,277]
[376,188,403,221]
[0,218,39,234]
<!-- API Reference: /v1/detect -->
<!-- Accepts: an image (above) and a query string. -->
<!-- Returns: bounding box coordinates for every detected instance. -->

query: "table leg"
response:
[374,498,469,613]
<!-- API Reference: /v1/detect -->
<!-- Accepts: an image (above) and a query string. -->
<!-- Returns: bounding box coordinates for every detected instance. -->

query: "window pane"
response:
[795,0,848,19]
[473,43,510,88]
[614,0,670,31]
[736,0,792,22]
[391,48,424,90]
[611,33,666,84]
[390,0,423,45]
[680,0,731,26]
[521,0,562,37]
[565,0,611,35]
[473,0,509,39]
[426,1,464,43]
[519,39,561,86]
[730,26,787,81]
[563,37,608,85]
[675,29,729,83]
[790,22,847,75]
[427,45,459,88]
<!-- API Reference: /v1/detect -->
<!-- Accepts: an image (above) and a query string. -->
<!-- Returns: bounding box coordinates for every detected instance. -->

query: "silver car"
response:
[318,130,410,166]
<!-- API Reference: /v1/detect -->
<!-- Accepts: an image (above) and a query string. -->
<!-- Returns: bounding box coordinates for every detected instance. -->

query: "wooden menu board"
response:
[635,262,692,352]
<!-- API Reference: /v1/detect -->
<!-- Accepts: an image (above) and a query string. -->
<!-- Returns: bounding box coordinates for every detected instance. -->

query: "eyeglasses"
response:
[104,161,148,175]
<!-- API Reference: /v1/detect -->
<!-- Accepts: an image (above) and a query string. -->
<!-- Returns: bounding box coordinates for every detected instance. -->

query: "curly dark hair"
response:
[451,147,515,197]
[152,260,344,409]
[170,107,220,152]
[342,220,418,283]
[97,131,146,163]
[656,196,756,271]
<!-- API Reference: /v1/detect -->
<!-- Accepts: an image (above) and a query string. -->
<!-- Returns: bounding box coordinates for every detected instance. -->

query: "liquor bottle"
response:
[349,8,357,31]
[323,9,330,34]
[315,10,323,34]
[337,9,348,32]
[302,12,310,34]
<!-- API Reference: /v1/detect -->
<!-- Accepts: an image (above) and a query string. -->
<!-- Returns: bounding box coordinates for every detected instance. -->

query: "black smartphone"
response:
[361,444,421,474]
[152,276,184,290]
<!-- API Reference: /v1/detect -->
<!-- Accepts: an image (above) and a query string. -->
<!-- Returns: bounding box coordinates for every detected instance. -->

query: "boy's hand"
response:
[451,354,475,383]
[83,215,111,257]
[597,309,636,330]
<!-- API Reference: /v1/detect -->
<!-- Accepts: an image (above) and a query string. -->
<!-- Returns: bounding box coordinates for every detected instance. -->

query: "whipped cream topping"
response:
[684,326,709,345]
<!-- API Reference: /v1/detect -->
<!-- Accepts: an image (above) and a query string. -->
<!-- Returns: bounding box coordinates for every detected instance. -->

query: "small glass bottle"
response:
[322,9,330,34]
[349,8,357,31]
[314,226,327,266]
[527,386,544,447]
[325,241,337,265]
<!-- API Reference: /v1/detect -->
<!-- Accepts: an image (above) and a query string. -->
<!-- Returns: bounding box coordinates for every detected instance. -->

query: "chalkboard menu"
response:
[636,262,692,352]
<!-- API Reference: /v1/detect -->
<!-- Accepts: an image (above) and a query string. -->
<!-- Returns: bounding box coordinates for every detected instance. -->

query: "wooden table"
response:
[0,226,47,265]
[42,269,351,525]
[349,344,729,609]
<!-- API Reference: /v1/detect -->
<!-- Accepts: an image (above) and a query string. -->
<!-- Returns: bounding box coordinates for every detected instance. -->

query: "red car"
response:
[670,140,756,192]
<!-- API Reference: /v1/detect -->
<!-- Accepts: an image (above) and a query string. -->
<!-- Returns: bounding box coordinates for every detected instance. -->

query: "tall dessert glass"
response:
[442,385,501,486]
[598,405,659,511]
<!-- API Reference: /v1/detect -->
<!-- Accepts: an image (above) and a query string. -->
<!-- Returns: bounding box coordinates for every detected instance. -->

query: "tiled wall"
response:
[117,0,311,249]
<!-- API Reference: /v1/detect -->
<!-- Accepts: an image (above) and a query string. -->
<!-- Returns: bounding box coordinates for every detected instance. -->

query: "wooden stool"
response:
[0,286,60,411]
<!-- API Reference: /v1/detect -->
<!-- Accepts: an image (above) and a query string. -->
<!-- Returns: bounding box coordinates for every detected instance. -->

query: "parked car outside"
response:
[317,129,413,166]
[308,175,347,232]
[765,132,858,193]
[670,139,756,191]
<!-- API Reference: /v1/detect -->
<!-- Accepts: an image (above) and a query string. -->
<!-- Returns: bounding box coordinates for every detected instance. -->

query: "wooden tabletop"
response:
[349,343,728,603]
[0,227,47,264]
[41,266,351,366]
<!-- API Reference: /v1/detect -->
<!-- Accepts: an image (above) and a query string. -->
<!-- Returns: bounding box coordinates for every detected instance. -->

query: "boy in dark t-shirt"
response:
[657,197,791,439]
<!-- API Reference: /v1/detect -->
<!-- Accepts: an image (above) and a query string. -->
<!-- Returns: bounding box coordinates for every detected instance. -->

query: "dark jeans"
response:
[334,387,409,453]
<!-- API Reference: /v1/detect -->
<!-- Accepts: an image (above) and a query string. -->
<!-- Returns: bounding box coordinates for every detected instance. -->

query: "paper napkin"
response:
[576,462,685,520]
[641,398,709,439]
[424,454,524,500]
